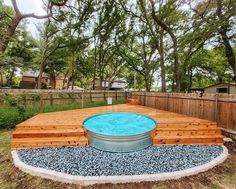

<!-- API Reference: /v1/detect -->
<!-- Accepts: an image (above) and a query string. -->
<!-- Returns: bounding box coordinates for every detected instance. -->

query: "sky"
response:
[4,0,46,38]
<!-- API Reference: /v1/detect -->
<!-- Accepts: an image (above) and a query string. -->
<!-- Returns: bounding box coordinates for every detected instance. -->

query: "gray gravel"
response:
[17,145,223,176]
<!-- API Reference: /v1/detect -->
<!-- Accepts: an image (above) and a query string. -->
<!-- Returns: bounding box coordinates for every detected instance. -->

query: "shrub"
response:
[0,99,125,129]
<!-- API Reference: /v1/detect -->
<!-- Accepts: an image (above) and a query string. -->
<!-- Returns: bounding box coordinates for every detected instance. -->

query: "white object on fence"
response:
[107,97,112,105]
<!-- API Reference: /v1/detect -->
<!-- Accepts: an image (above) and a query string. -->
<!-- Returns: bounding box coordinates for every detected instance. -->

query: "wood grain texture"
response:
[132,92,236,133]
[11,104,223,149]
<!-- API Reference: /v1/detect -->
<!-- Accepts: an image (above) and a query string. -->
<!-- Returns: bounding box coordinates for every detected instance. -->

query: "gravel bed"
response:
[17,145,223,176]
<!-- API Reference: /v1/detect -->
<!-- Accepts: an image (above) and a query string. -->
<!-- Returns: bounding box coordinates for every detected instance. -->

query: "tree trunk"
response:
[145,77,151,92]
[50,73,56,89]
[0,15,21,53]
[216,0,236,82]
[150,0,180,91]
[172,34,180,92]
[66,76,70,89]
[0,70,3,87]
[159,28,166,92]
[220,30,236,82]
[70,50,76,90]
[71,77,75,90]
[62,72,68,89]
[188,67,193,92]
[92,59,97,90]
[7,69,15,86]
[92,38,97,90]
[107,78,114,90]
[37,61,45,89]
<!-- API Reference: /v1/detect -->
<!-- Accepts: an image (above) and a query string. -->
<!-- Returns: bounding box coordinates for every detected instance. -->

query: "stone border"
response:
[11,146,228,186]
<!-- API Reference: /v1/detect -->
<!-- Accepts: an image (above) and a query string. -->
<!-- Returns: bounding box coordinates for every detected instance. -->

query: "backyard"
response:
[1,0,236,188]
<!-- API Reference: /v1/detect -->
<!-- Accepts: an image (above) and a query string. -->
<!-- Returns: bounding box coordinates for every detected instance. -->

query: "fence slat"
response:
[131,92,236,132]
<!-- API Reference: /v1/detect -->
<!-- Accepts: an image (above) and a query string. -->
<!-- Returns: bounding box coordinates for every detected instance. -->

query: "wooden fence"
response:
[1,89,235,136]
[131,92,236,134]
[0,89,128,107]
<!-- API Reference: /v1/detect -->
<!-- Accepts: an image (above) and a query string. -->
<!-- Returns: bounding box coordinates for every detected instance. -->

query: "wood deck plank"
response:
[12,104,223,149]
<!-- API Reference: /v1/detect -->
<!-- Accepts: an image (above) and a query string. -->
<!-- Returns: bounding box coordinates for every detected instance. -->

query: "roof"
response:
[68,86,84,91]
[190,88,204,90]
[204,83,236,89]
[22,71,49,78]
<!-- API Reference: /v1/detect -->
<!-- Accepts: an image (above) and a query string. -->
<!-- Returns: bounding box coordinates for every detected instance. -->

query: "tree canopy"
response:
[0,0,235,91]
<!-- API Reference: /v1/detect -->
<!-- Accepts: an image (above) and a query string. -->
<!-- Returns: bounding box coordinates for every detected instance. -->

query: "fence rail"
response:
[131,92,236,133]
[0,90,129,107]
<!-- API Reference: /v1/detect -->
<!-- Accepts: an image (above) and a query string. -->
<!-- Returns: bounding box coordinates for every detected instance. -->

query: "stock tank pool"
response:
[83,112,157,152]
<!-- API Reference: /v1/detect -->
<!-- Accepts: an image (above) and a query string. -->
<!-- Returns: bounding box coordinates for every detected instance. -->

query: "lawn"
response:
[0,128,236,189]
[0,99,125,129]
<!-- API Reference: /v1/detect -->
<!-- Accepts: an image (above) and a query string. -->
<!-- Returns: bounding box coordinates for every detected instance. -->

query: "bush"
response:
[0,107,22,129]
[0,99,125,129]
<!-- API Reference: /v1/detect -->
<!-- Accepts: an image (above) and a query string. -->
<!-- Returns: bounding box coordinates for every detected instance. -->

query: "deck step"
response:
[11,136,88,149]
[156,121,216,125]
[155,128,221,136]
[16,124,83,130]
[157,124,217,129]
[13,129,85,138]
[153,135,224,145]
[156,125,219,131]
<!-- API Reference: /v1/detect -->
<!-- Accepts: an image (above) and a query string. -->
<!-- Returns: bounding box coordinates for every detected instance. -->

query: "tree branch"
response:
[21,13,50,19]
[11,0,20,15]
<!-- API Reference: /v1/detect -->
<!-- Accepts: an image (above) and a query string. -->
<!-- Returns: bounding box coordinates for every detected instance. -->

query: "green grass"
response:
[0,99,125,129]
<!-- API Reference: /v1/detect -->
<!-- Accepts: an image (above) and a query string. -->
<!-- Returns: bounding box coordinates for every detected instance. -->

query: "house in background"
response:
[203,83,236,94]
[19,71,49,89]
[94,79,127,90]
[19,71,65,89]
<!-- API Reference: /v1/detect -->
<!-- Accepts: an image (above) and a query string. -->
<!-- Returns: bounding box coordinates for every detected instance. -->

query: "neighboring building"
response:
[20,71,49,89]
[54,77,65,89]
[68,86,84,91]
[94,79,127,90]
[204,83,236,94]
[189,88,204,93]
[20,71,65,89]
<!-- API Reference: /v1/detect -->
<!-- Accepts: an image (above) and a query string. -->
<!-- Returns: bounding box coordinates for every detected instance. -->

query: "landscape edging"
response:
[11,145,228,186]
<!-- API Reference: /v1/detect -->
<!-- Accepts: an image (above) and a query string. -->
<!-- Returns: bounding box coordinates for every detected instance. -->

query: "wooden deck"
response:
[11,104,223,149]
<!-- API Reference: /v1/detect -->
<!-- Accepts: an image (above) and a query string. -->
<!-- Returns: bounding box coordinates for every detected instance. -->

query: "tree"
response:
[53,0,94,89]
[120,0,167,92]
[0,24,37,87]
[191,0,236,82]
[149,0,181,91]
[92,0,125,89]
[116,20,158,92]
[0,0,68,53]
[36,19,66,89]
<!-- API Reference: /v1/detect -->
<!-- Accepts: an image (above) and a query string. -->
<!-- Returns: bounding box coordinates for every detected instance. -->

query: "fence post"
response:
[81,91,84,109]
[155,92,157,109]
[39,94,43,112]
[144,91,146,106]
[90,90,92,102]
[115,90,118,100]
[166,93,169,111]
[104,90,106,101]
[50,93,53,105]
[214,93,219,123]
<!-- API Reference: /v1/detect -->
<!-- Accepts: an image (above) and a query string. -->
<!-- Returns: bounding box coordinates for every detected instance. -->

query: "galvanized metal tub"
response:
[83,112,156,152]
[85,130,155,152]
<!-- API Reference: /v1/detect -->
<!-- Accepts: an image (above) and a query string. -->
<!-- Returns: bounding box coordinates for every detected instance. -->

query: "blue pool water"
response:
[83,112,157,136]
